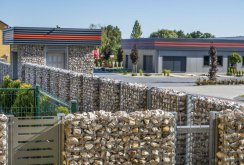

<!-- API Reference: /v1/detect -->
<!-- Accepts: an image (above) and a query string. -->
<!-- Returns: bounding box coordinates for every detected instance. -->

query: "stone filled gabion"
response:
[16,45,45,79]
[0,61,11,83]
[58,70,71,102]
[192,96,244,125]
[35,64,45,89]
[0,114,7,165]
[63,110,176,165]
[120,82,147,112]
[29,64,36,87]
[82,75,100,112]
[151,88,187,125]
[68,46,94,74]
[42,67,51,93]
[99,78,120,112]
[70,72,83,112]
[217,109,244,165]
[49,67,60,98]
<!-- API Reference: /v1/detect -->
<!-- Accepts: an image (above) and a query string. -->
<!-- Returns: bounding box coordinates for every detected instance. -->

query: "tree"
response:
[131,20,142,39]
[130,44,139,73]
[104,46,112,61]
[101,25,122,57]
[208,46,218,81]
[117,47,124,67]
[150,29,215,38]
[150,29,178,38]
[228,52,242,69]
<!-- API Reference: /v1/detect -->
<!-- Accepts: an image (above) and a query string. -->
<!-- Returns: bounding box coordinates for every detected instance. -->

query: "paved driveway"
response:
[94,73,244,100]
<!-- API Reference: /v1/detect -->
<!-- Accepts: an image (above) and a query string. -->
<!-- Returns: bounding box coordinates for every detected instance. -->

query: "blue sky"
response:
[1,0,243,38]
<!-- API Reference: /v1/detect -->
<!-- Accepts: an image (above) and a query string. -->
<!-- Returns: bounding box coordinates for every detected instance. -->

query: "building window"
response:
[217,56,223,66]
[203,56,209,66]
[46,46,67,69]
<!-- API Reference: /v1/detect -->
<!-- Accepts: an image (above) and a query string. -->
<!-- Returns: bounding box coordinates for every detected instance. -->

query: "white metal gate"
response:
[8,115,64,165]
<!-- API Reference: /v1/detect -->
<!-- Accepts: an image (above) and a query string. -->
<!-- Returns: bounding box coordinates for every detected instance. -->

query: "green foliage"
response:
[11,83,35,116]
[123,71,128,75]
[104,45,112,61]
[101,25,122,57]
[132,73,138,76]
[131,20,142,39]
[55,106,69,115]
[228,52,242,67]
[196,78,244,85]
[163,70,171,76]
[150,29,214,38]
[117,47,124,67]
[144,73,152,76]
[139,69,144,76]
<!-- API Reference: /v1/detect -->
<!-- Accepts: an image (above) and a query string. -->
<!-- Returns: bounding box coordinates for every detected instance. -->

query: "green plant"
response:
[55,106,69,115]
[11,83,34,117]
[163,70,171,76]
[228,52,242,69]
[144,73,152,76]
[139,69,144,76]
[132,73,137,76]
[123,71,128,75]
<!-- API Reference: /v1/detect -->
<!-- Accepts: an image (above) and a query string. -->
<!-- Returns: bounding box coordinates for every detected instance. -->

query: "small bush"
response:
[139,69,144,76]
[163,70,171,76]
[196,78,244,85]
[132,73,138,76]
[55,106,69,115]
[144,73,152,76]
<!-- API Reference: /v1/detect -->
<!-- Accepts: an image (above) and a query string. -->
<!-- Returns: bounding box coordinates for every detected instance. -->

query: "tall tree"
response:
[208,46,218,81]
[117,47,124,67]
[130,44,139,73]
[131,20,142,39]
[101,25,122,57]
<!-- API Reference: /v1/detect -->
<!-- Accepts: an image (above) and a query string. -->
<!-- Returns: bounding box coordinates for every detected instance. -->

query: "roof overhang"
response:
[3,27,102,46]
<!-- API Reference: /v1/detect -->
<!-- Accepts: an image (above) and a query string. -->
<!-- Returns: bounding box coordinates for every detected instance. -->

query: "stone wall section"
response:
[68,46,94,74]
[120,82,147,112]
[99,78,120,112]
[63,110,176,165]
[217,109,244,164]
[151,88,187,125]
[0,114,7,165]
[0,61,11,83]
[14,45,45,81]
[82,75,100,112]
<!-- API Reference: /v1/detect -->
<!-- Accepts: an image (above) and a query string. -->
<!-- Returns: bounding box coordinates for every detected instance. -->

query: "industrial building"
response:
[122,38,244,73]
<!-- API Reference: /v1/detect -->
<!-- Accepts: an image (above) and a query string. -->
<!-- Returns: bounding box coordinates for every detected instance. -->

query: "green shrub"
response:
[55,106,69,115]
[11,83,35,116]
[163,70,171,76]
[144,73,152,76]
[139,69,144,76]
[132,73,138,76]
[123,71,128,75]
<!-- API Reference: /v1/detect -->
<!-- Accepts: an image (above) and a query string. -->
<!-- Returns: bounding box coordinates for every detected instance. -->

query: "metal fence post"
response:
[35,84,40,116]
[7,115,14,165]
[209,111,219,165]
[185,94,194,164]
[71,100,77,113]
[147,87,152,109]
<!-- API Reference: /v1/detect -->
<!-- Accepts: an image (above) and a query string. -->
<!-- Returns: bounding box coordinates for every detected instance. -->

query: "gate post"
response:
[58,113,65,165]
[71,100,77,113]
[7,115,14,165]
[209,111,219,165]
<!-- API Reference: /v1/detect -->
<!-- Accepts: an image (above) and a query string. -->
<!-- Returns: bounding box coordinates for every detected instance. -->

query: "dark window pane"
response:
[217,56,223,66]
[204,56,209,66]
